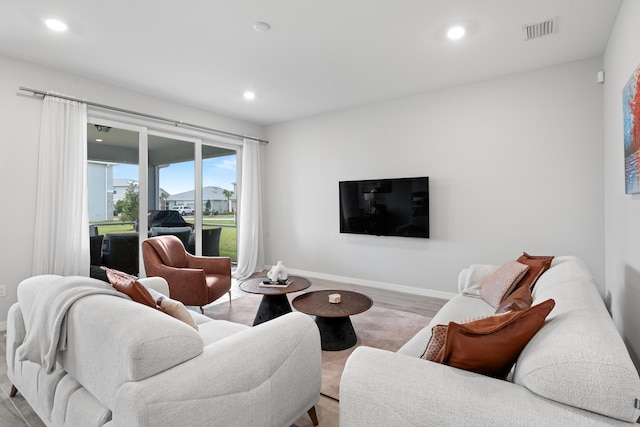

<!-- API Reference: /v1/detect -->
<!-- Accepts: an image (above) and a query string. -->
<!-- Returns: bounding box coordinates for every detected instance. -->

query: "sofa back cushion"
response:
[61,292,203,410]
[513,256,640,422]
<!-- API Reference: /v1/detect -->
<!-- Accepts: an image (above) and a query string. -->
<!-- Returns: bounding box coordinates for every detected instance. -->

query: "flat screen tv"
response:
[339,177,429,238]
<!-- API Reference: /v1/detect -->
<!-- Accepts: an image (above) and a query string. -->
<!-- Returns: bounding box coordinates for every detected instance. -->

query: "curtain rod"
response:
[18,86,269,144]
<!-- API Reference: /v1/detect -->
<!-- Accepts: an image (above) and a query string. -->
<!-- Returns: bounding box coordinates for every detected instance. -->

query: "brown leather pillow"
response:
[435,299,555,379]
[101,267,159,310]
[495,285,533,314]
[514,252,554,292]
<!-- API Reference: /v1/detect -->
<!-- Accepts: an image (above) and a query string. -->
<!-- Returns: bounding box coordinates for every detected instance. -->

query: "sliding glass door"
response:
[87,119,239,277]
[87,122,142,277]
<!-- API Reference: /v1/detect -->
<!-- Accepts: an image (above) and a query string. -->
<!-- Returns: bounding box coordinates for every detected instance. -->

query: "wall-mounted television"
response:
[339,177,429,238]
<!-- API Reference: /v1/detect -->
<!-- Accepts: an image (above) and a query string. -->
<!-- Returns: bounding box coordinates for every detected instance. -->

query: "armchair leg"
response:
[228,290,232,304]
[9,385,18,397]
[199,306,204,315]
[307,406,318,426]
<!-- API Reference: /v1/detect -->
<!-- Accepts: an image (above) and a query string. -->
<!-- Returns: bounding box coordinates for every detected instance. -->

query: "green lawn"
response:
[91,216,237,262]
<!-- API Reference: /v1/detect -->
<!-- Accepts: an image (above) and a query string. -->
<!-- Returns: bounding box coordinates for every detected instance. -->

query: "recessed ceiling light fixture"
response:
[253,22,271,33]
[44,18,68,32]
[447,26,466,41]
[243,91,256,100]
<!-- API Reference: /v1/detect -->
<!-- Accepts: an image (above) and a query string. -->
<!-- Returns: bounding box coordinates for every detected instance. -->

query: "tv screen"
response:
[339,177,429,238]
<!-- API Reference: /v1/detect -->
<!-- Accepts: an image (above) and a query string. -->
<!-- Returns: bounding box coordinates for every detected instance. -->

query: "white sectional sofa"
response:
[6,275,321,427]
[340,256,640,426]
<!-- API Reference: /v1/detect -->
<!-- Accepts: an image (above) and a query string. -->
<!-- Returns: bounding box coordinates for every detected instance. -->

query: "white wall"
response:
[603,0,640,365]
[0,54,264,327]
[264,57,605,297]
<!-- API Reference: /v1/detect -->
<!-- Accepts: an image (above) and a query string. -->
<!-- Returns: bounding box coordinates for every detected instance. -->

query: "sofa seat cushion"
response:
[514,258,640,422]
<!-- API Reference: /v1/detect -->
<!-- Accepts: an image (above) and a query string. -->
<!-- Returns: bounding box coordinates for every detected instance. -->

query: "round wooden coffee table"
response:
[239,276,311,325]
[292,290,373,351]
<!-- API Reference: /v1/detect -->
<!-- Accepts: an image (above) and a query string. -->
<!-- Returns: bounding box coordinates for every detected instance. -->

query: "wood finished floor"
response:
[1,275,447,427]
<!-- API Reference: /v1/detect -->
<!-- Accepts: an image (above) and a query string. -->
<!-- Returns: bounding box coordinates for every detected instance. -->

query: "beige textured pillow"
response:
[479,260,530,308]
[159,298,199,331]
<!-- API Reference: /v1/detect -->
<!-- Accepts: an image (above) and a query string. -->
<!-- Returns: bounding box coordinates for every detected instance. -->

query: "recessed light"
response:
[447,26,466,41]
[243,91,256,100]
[253,22,271,33]
[95,138,103,142]
[44,18,68,32]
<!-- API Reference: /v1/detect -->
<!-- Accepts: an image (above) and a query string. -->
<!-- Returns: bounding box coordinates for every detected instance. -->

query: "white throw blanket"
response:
[458,264,499,297]
[16,276,126,373]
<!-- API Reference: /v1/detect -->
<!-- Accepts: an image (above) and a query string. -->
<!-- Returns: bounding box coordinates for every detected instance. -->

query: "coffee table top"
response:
[292,290,373,318]
[239,276,311,296]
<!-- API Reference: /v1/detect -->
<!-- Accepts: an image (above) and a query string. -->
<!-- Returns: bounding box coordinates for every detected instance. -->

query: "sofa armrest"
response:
[5,303,26,381]
[137,276,170,297]
[113,312,322,427]
[340,347,628,426]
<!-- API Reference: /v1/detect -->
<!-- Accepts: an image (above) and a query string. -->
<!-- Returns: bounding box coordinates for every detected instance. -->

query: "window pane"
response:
[202,144,237,262]
[148,135,195,252]
[87,124,140,276]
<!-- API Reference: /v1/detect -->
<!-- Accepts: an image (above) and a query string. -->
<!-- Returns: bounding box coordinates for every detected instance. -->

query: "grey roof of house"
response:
[114,178,137,187]
[166,186,235,201]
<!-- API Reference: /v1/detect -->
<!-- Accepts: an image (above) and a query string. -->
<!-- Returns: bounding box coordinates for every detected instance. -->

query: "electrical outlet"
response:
[0,284,6,297]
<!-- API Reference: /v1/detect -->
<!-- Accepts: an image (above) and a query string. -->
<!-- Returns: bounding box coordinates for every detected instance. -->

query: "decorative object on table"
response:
[623,61,640,194]
[267,260,288,281]
[259,278,293,288]
[329,293,341,304]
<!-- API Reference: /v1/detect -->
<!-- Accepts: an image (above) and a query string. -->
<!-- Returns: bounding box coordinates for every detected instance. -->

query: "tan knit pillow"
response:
[479,260,529,308]
[159,298,199,331]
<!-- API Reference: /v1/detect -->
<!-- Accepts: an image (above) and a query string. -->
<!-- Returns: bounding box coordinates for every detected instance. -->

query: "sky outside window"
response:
[113,154,236,195]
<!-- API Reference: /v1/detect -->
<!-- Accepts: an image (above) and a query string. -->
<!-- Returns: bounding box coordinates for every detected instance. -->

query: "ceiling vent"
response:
[523,18,557,41]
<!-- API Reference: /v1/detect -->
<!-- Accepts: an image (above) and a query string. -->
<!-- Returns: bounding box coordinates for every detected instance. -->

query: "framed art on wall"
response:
[623,62,640,194]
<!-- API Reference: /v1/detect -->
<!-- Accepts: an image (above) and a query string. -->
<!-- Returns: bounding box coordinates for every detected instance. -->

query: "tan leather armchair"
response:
[142,235,231,313]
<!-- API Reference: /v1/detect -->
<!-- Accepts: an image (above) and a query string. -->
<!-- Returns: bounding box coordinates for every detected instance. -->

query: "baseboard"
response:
[265,265,456,300]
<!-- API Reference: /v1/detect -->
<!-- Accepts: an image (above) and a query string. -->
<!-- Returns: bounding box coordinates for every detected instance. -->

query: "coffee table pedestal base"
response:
[254,294,292,326]
[315,316,357,351]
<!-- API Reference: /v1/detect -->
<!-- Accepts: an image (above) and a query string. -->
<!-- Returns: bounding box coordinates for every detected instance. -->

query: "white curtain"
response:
[32,95,90,276]
[233,138,264,279]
